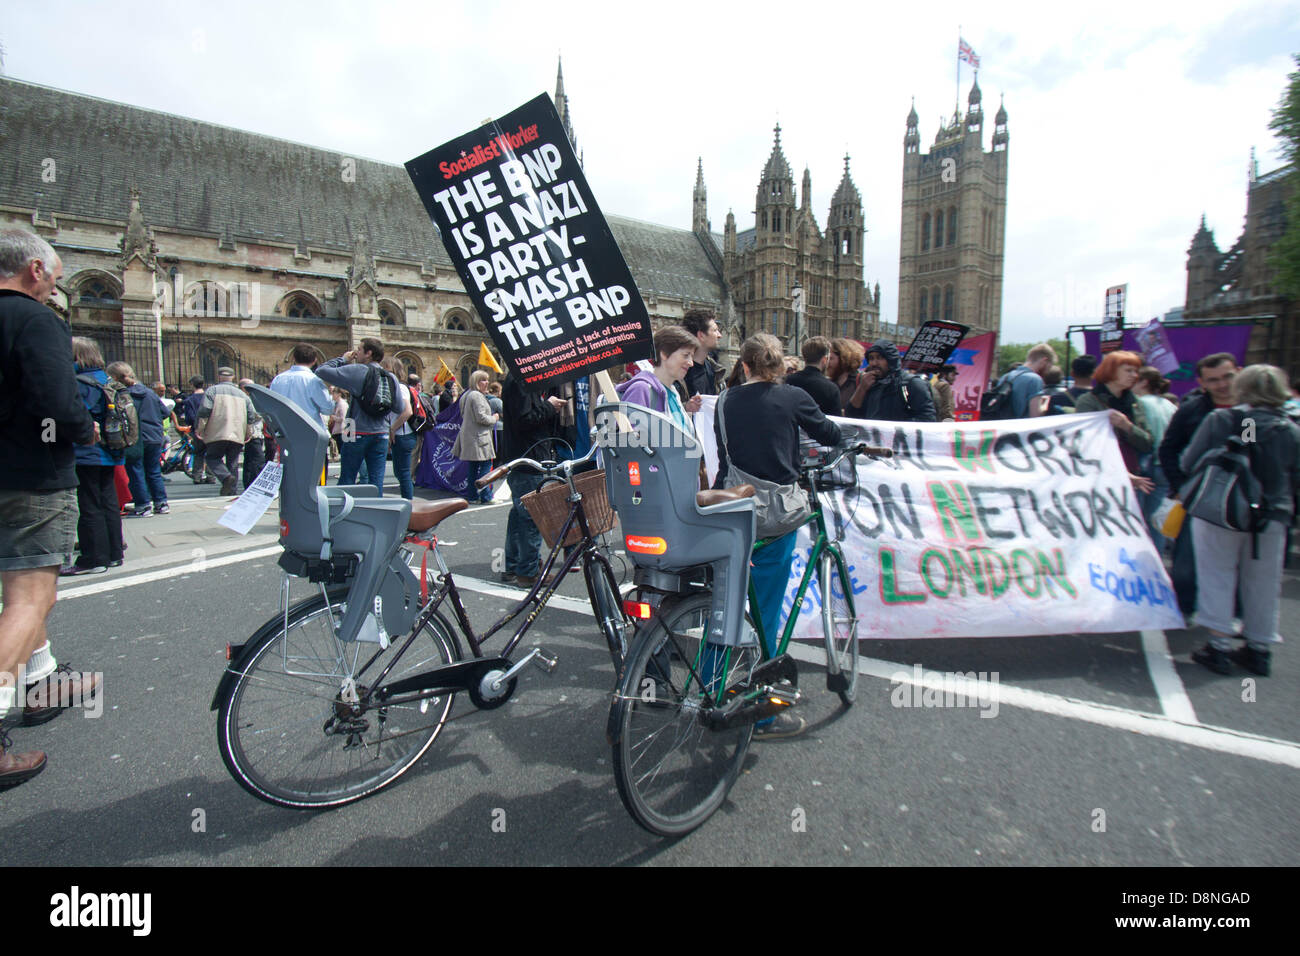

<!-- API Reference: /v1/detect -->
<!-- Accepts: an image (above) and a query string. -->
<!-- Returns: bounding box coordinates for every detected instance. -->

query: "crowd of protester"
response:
[3,217,1299,781]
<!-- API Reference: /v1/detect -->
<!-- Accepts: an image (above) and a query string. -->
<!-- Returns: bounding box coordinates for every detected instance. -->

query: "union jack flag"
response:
[958,38,980,69]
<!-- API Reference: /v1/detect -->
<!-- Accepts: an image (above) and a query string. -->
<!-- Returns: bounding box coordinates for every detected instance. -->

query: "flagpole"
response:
[956,26,961,115]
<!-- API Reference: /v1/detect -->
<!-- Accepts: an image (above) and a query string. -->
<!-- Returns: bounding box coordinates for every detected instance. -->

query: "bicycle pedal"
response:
[531,648,558,674]
[763,684,801,708]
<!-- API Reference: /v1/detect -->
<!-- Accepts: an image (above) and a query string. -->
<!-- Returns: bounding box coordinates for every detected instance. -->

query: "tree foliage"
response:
[1268,54,1300,297]
[997,338,1069,377]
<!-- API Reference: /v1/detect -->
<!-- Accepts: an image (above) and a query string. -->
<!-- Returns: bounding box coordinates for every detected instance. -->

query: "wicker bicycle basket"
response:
[521,468,616,549]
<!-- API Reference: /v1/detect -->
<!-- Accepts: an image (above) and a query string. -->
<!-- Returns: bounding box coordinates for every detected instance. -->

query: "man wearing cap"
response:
[196,367,257,496]
[238,378,267,491]
[843,340,937,422]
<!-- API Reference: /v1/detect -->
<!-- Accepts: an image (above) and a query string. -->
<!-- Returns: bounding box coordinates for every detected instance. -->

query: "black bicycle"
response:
[213,441,629,810]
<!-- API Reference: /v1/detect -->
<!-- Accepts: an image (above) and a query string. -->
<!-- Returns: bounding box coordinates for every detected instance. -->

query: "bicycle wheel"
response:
[610,592,758,837]
[584,553,627,672]
[820,546,859,706]
[217,592,462,809]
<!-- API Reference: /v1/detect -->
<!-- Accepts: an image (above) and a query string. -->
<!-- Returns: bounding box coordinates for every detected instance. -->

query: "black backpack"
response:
[77,374,139,450]
[1180,409,1268,542]
[352,365,396,418]
[980,367,1028,420]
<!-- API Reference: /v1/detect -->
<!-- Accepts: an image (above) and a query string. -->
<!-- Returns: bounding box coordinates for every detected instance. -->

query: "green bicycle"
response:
[608,439,887,837]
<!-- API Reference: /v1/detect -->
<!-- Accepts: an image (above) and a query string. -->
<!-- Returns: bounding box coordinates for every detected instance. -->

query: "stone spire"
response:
[554,56,578,154]
[762,123,791,182]
[692,157,708,233]
[905,98,920,154]
[802,166,812,210]
[348,230,377,317]
[118,188,157,269]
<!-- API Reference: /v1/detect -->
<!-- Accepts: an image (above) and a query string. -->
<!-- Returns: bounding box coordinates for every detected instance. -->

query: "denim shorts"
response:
[0,488,78,571]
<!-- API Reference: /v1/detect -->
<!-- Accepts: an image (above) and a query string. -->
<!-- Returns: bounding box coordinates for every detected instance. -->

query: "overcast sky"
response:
[4,0,1298,346]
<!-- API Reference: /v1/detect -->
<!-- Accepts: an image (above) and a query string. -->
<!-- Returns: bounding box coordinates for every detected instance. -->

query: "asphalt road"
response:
[1,470,1297,867]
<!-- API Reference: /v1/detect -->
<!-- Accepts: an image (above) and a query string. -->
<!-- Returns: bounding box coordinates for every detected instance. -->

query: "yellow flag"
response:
[478,342,503,374]
[434,357,455,386]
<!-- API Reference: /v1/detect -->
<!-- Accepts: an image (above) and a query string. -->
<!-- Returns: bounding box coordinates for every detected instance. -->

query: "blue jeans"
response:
[126,441,167,507]
[391,433,417,500]
[464,459,493,503]
[751,531,799,656]
[505,470,545,576]
[339,433,388,496]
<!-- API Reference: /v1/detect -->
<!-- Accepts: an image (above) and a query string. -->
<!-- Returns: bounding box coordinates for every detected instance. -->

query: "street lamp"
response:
[791,280,805,355]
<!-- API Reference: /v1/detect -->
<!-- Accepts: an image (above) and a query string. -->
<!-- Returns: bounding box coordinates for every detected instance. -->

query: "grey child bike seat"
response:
[245,384,421,645]
[595,401,756,649]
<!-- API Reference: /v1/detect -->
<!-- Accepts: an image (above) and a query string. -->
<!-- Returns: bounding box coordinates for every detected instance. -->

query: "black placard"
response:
[900,319,969,374]
[406,94,654,390]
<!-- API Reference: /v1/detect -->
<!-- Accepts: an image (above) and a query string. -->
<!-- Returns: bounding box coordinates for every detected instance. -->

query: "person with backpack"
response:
[108,362,169,517]
[314,337,408,496]
[842,339,937,422]
[1180,365,1300,678]
[64,337,128,574]
[982,343,1056,420]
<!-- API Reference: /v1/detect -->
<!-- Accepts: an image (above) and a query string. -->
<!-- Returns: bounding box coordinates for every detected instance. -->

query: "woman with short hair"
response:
[1075,350,1152,472]
[452,369,500,503]
[615,325,703,428]
[1182,365,1300,677]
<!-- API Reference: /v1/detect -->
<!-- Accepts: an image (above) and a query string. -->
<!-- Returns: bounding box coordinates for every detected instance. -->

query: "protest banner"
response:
[951,331,996,420]
[414,401,469,495]
[901,319,969,374]
[694,411,1183,640]
[1133,318,1180,374]
[1082,323,1252,398]
[406,94,654,391]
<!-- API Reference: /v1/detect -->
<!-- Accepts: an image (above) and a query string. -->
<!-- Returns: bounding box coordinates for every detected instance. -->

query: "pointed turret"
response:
[829,155,864,262]
[119,188,157,269]
[966,78,983,133]
[692,157,708,234]
[755,123,794,243]
[553,56,578,153]
[992,94,1008,151]
[802,166,812,210]
[1186,214,1221,309]
[905,98,920,154]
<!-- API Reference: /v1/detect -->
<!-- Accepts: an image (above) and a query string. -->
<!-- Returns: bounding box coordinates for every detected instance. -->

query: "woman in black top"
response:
[714,335,841,736]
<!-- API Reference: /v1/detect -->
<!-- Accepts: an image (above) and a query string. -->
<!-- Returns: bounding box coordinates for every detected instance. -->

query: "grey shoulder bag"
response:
[717,388,811,539]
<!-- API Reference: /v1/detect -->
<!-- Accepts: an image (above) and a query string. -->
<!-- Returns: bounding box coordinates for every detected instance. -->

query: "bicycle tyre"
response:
[610,592,757,837]
[217,592,462,809]
[584,553,627,672]
[821,546,859,706]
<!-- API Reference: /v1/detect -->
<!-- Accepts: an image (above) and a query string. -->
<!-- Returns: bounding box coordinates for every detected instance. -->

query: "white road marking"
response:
[1140,628,1198,723]
[62,550,1299,768]
[784,643,1300,770]
[58,546,283,600]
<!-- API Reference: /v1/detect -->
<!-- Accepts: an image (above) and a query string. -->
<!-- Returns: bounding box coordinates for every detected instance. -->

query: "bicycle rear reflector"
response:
[625,535,666,555]
[622,600,653,620]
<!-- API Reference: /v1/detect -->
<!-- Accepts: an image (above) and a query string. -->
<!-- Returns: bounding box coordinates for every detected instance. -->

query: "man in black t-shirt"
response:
[682,309,725,398]
[785,337,841,416]
[0,230,101,787]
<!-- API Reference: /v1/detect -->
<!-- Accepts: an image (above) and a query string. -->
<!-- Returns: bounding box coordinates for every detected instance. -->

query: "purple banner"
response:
[415,401,470,493]
[1082,323,1253,397]
[1134,318,1180,375]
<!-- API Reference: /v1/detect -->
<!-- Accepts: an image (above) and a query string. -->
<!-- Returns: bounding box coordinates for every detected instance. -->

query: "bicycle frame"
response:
[328,469,623,712]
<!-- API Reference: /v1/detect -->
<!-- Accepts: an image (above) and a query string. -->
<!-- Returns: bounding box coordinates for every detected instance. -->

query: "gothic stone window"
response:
[947,206,957,245]
[446,312,468,331]
[919,290,928,323]
[379,301,403,326]
[943,285,954,323]
[922,214,931,252]
[934,211,945,249]
[78,278,118,304]
[284,293,322,318]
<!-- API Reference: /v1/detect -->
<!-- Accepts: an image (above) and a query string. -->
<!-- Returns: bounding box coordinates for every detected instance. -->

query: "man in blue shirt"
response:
[997,343,1057,418]
[270,344,333,422]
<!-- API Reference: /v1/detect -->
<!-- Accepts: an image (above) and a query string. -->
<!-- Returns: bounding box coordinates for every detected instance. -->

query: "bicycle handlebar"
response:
[475,440,601,489]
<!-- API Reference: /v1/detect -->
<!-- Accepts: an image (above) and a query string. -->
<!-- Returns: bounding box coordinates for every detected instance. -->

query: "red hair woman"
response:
[1074,351,1152,472]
